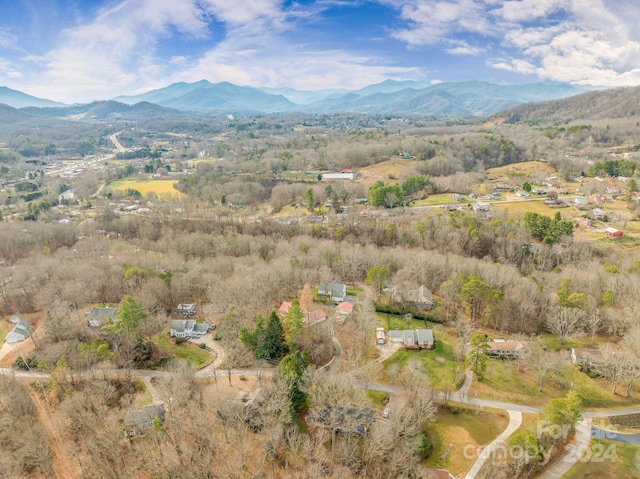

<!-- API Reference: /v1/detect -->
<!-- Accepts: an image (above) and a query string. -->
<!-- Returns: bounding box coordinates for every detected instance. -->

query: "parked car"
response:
[383,408,390,418]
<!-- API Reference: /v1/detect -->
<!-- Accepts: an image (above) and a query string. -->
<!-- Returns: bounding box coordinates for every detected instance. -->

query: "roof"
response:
[169,319,196,332]
[278,301,292,315]
[336,302,353,313]
[486,340,528,352]
[416,329,434,344]
[388,330,405,342]
[572,348,603,361]
[5,316,32,343]
[89,307,118,324]
[604,227,622,234]
[423,467,452,479]
[124,404,165,435]
[305,309,327,322]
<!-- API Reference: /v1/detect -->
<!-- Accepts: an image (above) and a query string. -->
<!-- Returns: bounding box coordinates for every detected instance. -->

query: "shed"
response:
[5,316,32,343]
[604,227,623,237]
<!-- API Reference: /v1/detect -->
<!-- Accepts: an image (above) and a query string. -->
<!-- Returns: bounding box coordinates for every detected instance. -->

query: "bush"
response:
[198,343,206,349]
[14,356,39,370]
[175,337,185,345]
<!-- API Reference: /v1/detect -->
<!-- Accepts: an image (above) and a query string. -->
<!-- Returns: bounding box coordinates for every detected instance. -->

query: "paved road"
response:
[464,410,523,479]
[592,426,640,445]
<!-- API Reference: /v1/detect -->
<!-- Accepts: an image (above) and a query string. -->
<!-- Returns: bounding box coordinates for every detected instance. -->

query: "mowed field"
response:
[359,158,417,184]
[108,178,183,198]
[485,160,557,181]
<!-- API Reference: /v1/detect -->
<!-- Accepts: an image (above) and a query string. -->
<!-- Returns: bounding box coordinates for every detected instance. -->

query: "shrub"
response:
[175,337,185,345]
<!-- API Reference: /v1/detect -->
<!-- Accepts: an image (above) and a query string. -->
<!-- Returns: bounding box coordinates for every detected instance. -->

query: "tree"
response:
[541,391,584,443]
[522,182,532,192]
[299,283,313,313]
[101,295,147,363]
[544,306,584,345]
[259,312,288,360]
[529,344,561,392]
[366,266,390,295]
[284,300,304,350]
[304,188,315,212]
[466,334,489,380]
[275,350,310,423]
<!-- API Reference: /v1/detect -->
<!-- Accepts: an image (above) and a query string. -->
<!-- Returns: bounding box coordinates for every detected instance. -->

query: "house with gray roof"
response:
[387,328,435,350]
[88,307,118,328]
[5,315,32,343]
[169,319,209,338]
[390,285,434,309]
[124,404,165,438]
[318,281,347,303]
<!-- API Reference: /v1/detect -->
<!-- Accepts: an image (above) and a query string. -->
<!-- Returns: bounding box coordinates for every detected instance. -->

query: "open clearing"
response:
[360,158,416,183]
[108,178,183,198]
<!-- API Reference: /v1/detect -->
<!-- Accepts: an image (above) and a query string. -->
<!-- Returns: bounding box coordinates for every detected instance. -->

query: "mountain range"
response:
[0,80,594,119]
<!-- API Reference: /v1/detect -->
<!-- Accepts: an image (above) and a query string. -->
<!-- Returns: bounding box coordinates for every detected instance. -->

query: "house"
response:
[390,285,434,309]
[318,281,347,303]
[5,315,32,343]
[416,329,435,349]
[571,348,603,367]
[88,307,118,328]
[472,203,489,212]
[375,328,386,345]
[335,302,353,316]
[124,404,165,438]
[169,319,209,338]
[574,196,589,208]
[321,172,354,181]
[278,301,292,317]
[588,208,607,220]
[388,329,434,350]
[604,227,623,237]
[304,309,327,324]
[306,404,374,436]
[485,339,529,357]
[176,303,196,317]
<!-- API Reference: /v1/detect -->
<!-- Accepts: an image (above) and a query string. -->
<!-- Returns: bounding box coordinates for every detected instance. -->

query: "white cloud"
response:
[383,0,640,86]
[203,0,284,26]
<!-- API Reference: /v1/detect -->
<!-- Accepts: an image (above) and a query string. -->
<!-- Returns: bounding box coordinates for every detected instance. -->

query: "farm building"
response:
[604,227,623,237]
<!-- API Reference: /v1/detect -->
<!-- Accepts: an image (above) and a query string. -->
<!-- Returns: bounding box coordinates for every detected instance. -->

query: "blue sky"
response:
[1,0,640,103]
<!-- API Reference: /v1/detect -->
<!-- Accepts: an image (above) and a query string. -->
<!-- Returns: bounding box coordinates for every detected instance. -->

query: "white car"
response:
[382,408,390,418]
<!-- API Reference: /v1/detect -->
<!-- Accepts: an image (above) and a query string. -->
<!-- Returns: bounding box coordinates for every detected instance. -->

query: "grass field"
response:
[562,439,640,479]
[491,198,563,216]
[425,406,509,477]
[469,358,640,409]
[359,159,416,183]
[380,316,462,390]
[485,161,557,181]
[108,178,183,198]
[153,332,213,369]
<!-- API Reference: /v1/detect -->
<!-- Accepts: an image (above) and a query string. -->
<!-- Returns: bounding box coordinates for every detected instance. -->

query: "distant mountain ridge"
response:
[1,79,593,118]
[0,86,66,109]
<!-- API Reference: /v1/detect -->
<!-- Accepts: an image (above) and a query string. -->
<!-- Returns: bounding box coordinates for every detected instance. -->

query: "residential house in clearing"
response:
[390,285,434,309]
[124,404,165,438]
[304,309,327,325]
[278,301,292,317]
[388,329,435,350]
[485,339,530,358]
[571,348,603,368]
[88,307,118,328]
[169,319,209,338]
[306,404,374,436]
[5,315,32,343]
[335,302,353,316]
[318,281,347,303]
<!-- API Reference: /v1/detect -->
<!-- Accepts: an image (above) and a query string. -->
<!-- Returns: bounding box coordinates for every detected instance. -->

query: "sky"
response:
[1,0,640,103]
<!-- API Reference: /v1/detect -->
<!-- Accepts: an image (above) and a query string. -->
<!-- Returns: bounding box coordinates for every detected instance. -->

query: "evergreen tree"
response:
[276,350,310,423]
[285,300,304,350]
[258,312,287,359]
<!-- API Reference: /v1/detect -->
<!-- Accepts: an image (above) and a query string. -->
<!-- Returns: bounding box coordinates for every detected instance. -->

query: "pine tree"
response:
[258,312,287,360]
[285,300,304,350]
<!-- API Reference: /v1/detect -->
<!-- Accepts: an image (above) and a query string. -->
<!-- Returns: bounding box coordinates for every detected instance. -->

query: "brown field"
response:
[359,158,417,184]
[485,161,557,181]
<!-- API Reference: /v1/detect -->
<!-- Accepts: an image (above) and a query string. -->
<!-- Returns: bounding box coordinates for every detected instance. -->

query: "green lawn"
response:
[562,439,640,479]
[381,318,462,390]
[470,358,640,409]
[426,406,509,477]
[153,332,213,369]
[0,323,7,343]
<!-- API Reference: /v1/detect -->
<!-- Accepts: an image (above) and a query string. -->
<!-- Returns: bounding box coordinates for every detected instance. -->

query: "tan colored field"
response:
[491,198,560,217]
[486,161,557,181]
[360,159,417,184]
[108,178,183,198]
